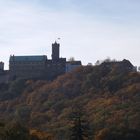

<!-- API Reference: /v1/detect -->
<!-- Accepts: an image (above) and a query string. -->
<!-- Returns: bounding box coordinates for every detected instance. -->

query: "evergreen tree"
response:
[69,105,92,140]
[5,121,30,140]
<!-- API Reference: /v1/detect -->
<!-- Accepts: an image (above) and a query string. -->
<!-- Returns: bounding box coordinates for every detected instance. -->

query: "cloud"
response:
[0,0,140,69]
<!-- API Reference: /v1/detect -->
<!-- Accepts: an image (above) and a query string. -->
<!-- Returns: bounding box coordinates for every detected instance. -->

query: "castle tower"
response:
[52,41,60,61]
[0,62,4,71]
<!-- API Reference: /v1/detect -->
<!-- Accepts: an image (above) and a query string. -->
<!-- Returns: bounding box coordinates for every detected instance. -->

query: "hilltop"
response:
[0,59,140,139]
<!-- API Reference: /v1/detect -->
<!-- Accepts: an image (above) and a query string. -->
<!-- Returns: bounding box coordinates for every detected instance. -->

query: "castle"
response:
[0,42,81,83]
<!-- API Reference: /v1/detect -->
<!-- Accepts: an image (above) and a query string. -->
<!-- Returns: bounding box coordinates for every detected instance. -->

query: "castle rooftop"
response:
[10,55,47,62]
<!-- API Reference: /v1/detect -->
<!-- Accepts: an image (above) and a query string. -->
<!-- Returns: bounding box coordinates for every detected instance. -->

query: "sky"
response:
[0,0,140,69]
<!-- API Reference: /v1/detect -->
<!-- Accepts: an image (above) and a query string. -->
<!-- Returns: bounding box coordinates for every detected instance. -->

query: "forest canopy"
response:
[0,60,140,140]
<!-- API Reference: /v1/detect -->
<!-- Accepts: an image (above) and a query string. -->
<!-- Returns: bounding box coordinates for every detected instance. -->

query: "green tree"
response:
[0,122,7,140]
[5,121,30,140]
[69,106,92,140]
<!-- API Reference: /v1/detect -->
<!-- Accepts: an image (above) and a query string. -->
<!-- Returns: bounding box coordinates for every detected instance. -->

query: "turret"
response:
[52,41,60,61]
[0,62,4,71]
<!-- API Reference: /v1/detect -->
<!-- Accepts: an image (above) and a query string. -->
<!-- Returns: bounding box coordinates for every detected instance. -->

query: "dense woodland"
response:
[0,60,140,140]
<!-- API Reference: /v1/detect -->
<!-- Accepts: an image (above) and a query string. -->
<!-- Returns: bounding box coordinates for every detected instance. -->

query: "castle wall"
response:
[45,58,66,80]
[9,57,66,80]
[0,71,9,83]
[10,62,46,79]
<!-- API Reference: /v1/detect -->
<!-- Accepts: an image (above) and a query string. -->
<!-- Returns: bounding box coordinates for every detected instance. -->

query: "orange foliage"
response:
[30,129,54,140]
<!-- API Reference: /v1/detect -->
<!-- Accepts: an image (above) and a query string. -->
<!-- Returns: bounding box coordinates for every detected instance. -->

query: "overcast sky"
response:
[0,0,140,69]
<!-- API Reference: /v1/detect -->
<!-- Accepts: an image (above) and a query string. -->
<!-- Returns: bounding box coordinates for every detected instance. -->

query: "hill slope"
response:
[0,60,140,139]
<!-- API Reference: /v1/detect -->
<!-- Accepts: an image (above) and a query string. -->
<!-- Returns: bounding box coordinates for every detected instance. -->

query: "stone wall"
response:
[9,61,46,79]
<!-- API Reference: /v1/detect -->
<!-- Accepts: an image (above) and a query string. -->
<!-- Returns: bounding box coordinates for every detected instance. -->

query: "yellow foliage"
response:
[30,129,54,140]
[95,128,110,140]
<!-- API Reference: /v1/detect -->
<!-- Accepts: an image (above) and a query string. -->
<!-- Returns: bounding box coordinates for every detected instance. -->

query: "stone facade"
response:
[0,62,9,83]
[45,58,66,80]
[9,55,47,79]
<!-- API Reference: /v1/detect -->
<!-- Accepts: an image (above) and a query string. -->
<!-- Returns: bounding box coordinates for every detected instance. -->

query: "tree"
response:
[69,105,92,140]
[0,121,31,140]
[69,57,75,62]
[15,105,31,123]
[95,60,101,65]
[5,121,30,140]
[0,122,7,140]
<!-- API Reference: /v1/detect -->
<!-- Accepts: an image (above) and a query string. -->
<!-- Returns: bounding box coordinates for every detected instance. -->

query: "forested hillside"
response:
[0,60,140,140]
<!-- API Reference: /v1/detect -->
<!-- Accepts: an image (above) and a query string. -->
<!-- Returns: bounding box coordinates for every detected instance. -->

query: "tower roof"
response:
[10,55,47,62]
